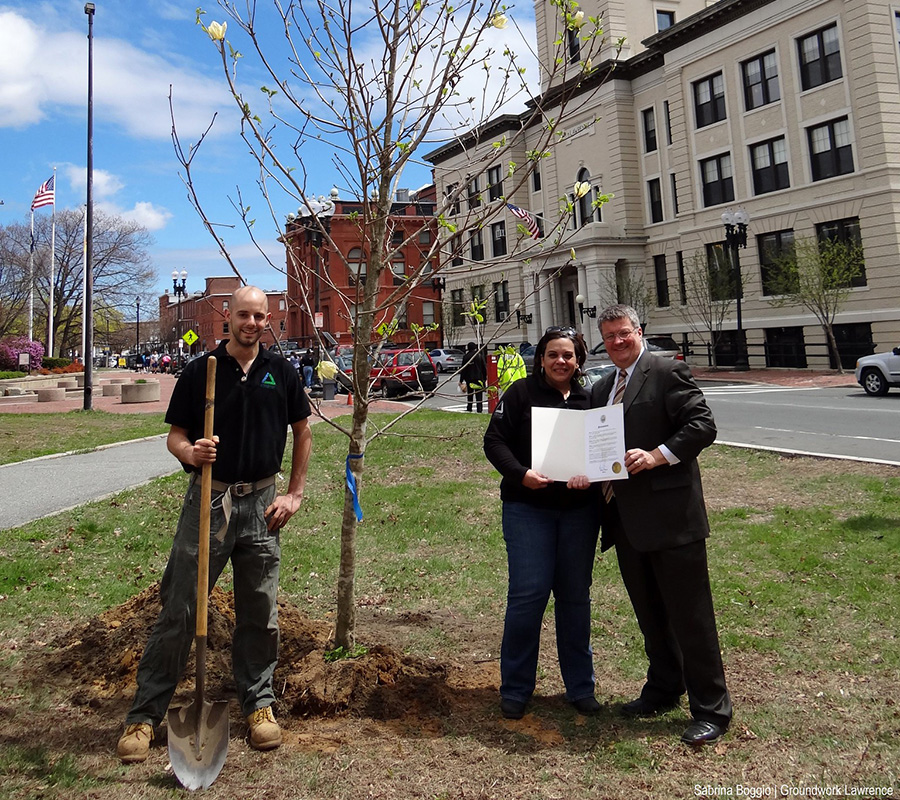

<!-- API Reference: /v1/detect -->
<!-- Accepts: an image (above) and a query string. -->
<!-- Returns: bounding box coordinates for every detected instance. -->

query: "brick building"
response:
[282,186,443,349]
[158,276,288,355]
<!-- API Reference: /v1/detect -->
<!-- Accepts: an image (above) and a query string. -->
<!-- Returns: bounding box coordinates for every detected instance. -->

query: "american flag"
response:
[506,203,542,240]
[31,176,55,210]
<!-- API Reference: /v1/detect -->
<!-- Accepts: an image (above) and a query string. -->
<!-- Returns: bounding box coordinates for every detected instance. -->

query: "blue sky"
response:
[0,1,537,313]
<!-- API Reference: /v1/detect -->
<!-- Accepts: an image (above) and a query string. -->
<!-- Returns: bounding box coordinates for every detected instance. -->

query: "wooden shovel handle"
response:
[196,356,217,639]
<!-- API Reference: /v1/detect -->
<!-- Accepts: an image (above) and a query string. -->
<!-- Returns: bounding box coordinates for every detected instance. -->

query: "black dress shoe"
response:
[620,696,680,718]
[570,696,601,715]
[500,698,526,719]
[680,720,726,746]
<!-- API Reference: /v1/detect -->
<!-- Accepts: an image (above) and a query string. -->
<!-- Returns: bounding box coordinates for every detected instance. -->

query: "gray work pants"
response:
[126,478,280,725]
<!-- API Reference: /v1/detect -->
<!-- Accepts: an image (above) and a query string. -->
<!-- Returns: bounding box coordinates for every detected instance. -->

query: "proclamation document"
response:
[531,405,627,483]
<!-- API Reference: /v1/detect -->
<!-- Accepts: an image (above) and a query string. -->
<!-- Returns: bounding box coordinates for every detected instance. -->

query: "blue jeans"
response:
[500,501,600,704]
[303,365,314,387]
[126,478,280,725]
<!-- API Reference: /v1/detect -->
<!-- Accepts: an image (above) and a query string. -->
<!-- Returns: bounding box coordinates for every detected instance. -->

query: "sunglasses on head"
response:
[545,326,577,336]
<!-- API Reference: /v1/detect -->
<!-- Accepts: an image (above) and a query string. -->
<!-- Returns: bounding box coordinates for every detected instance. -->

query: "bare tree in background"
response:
[765,234,864,373]
[0,211,155,357]
[673,250,737,368]
[178,0,621,646]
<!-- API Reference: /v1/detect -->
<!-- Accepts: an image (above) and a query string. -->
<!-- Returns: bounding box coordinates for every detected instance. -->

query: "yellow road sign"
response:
[182,329,199,346]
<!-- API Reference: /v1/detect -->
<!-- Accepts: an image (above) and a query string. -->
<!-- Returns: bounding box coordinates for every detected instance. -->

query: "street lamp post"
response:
[83,2,96,410]
[172,270,187,360]
[721,209,750,372]
[135,296,141,355]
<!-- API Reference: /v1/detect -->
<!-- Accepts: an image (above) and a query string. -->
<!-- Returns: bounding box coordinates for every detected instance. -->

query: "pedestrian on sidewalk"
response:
[116,286,313,764]
[460,342,487,413]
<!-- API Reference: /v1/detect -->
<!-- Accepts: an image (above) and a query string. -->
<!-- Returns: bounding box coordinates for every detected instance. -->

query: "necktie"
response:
[602,368,628,504]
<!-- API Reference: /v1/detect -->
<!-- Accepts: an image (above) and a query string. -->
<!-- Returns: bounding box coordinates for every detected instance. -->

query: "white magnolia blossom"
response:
[572,10,585,27]
[207,20,227,41]
[570,248,577,261]
[573,181,591,199]
[490,13,509,29]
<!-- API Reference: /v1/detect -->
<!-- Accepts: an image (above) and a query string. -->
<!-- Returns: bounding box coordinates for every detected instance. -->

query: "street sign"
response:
[183,329,199,346]
[314,312,324,329]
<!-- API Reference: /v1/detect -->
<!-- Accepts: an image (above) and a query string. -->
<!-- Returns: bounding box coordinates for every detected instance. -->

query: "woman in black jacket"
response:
[459,341,487,413]
[483,327,601,719]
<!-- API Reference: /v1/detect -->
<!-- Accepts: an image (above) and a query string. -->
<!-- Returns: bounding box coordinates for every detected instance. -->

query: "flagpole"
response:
[83,2,96,410]
[49,167,56,357]
[82,207,87,363]
[28,211,34,342]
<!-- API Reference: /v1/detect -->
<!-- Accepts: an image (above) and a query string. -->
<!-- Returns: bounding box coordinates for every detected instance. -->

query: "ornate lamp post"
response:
[83,2,96,410]
[135,296,141,354]
[172,269,188,358]
[575,293,597,322]
[721,209,750,371]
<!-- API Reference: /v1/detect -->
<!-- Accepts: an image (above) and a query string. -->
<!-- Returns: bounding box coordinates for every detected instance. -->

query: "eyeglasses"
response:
[545,326,577,336]
[602,328,637,343]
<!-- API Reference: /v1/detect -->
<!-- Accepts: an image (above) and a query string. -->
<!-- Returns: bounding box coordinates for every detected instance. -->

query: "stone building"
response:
[427,0,900,368]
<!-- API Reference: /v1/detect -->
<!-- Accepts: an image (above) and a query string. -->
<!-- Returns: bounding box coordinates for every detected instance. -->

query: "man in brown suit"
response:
[591,304,731,745]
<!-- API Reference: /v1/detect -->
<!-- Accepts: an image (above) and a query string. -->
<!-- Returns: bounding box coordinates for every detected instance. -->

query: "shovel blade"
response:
[167,700,230,790]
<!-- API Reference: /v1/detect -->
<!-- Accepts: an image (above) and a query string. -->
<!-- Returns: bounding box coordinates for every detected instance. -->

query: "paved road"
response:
[0,436,176,530]
[700,382,900,465]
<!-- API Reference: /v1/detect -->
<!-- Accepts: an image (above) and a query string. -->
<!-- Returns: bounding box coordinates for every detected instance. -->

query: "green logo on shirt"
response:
[261,372,277,388]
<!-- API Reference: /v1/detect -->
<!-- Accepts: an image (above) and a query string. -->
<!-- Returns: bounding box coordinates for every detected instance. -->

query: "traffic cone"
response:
[346,390,353,406]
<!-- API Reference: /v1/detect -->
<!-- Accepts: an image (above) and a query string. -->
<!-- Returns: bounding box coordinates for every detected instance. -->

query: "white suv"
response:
[855,346,900,395]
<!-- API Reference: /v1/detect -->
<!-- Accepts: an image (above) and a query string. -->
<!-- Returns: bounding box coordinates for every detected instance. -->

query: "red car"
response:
[369,349,438,397]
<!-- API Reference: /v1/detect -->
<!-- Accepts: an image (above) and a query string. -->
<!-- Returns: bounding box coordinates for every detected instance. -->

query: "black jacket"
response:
[483,373,599,509]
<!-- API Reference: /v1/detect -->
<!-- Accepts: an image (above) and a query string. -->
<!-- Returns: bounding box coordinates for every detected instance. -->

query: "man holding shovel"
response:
[117,285,312,764]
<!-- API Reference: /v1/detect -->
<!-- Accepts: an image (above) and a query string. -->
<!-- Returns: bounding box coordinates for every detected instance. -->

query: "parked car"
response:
[333,354,354,394]
[586,335,683,368]
[581,363,617,388]
[370,349,438,397]
[855,346,900,395]
[430,347,465,373]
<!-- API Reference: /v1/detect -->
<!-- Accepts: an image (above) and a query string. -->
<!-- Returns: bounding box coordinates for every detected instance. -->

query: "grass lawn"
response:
[0,411,168,465]
[0,411,897,799]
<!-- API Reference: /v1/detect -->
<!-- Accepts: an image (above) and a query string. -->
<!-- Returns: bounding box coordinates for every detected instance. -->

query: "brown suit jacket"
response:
[590,352,716,552]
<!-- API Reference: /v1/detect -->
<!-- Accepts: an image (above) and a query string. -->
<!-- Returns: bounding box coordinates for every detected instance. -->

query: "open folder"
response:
[531,405,628,483]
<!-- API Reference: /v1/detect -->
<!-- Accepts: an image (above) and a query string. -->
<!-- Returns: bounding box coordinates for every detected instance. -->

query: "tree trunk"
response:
[823,323,843,374]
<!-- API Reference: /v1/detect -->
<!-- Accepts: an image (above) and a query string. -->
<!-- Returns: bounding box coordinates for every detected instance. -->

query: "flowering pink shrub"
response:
[0,336,44,371]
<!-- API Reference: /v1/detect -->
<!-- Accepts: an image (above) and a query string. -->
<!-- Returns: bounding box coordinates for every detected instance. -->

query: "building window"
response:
[391,229,404,246]
[798,24,842,90]
[418,229,432,245]
[670,173,679,216]
[642,107,657,153]
[676,250,686,304]
[664,100,673,146]
[471,285,485,313]
[223,301,229,310]
[816,217,866,286]
[450,288,465,326]
[445,183,460,215]
[348,247,367,284]
[488,164,503,201]
[493,280,510,322]
[575,168,599,227]
[422,301,435,326]
[699,153,734,207]
[654,254,670,307]
[648,178,663,223]
[491,221,507,257]
[808,117,853,181]
[567,28,581,63]
[278,298,286,311]
[693,72,726,128]
[279,319,286,331]
[467,177,481,209]
[449,235,463,267]
[742,50,780,110]
[532,167,542,192]
[706,242,736,301]
[223,321,229,334]
[751,137,790,194]
[391,253,406,284]
[657,9,675,31]
[470,229,484,261]
[758,229,796,296]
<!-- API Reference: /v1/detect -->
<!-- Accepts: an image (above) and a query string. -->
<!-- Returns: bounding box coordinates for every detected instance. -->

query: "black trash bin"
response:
[322,379,337,401]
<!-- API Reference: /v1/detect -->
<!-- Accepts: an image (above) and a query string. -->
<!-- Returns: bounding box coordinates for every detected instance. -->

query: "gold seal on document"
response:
[612,462,623,474]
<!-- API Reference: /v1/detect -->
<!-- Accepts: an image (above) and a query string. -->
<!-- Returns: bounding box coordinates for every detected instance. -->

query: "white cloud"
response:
[109,201,173,231]
[0,8,231,139]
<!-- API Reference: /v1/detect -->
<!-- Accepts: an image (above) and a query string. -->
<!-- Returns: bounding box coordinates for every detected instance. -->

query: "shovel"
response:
[168,355,229,790]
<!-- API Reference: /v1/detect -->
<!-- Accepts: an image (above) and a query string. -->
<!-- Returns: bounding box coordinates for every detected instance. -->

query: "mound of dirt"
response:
[34,585,480,724]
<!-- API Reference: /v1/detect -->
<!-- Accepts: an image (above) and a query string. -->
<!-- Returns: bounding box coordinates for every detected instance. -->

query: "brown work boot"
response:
[247,706,282,751]
[117,722,154,763]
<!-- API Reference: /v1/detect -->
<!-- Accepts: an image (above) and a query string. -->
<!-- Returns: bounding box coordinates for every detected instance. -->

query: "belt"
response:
[192,474,278,539]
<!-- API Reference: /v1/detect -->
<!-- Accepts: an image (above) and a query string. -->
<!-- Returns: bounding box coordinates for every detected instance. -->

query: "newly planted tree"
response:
[178,0,620,646]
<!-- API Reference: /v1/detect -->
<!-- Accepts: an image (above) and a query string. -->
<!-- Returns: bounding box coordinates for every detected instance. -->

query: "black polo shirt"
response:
[166,341,310,483]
